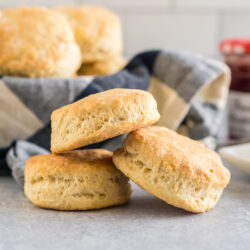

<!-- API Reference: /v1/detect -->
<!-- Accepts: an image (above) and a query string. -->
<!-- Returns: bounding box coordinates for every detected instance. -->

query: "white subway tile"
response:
[177,0,250,9]
[76,0,170,8]
[0,0,77,8]
[125,13,217,56]
[220,14,250,40]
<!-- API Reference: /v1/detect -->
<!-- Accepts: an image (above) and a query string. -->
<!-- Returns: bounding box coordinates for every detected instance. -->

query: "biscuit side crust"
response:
[24,150,132,210]
[123,126,230,188]
[112,126,230,213]
[113,147,224,213]
[51,89,160,153]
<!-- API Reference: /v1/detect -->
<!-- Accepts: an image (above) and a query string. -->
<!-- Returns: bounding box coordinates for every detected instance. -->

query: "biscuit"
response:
[51,89,160,154]
[24,149,132,210]
[78,55,126,76]
[113,126,231,213]
[54,6,123,63]
[0,7,81,77]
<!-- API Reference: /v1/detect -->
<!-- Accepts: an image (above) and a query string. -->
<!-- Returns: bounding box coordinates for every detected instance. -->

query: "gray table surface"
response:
[0,165,250,250]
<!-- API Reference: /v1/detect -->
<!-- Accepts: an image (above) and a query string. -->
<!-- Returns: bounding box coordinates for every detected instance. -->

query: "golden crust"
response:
[123,126,230,188]
[113,126,231,213]
[24,149,132,210]
[54,6,123,63]
[51,89,160,154]
[78,55,126,76]
[0,7,82,77]
[25,149,114,177]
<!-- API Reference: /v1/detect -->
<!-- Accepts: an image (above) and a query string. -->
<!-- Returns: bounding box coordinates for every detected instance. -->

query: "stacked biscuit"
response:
[0,6,124,78]
[54,6,126,76]
[25,89,231,213]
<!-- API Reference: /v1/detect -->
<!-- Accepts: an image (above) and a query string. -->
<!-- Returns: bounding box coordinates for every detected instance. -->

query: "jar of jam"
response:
[220,39,250,140]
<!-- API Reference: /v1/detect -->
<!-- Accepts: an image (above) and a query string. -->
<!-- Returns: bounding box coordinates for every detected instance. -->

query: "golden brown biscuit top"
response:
[0,7,79,76]
[123,126,230,188]
[54,5,122,63]
[51,88,159,119]
[54,5,121,42]
[25,149,116,177]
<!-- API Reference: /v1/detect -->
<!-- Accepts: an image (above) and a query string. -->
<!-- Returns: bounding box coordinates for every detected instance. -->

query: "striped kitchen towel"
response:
[0,50,230,186]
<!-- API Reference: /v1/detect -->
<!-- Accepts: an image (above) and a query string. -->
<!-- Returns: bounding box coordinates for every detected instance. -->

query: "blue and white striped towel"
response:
[0,50,230,186]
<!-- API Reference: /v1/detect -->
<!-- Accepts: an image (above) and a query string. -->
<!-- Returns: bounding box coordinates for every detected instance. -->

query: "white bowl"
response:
[219,143,250,174]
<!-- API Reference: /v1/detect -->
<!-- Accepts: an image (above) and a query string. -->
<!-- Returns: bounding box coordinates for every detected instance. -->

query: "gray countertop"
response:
[0,165,250,250]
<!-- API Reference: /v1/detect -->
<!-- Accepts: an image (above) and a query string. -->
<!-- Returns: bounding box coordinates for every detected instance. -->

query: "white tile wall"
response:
[0,0,250,58]
[220,14,250,39]
[177,0,250,9]
[77,0,170,9]
[125,13,217,56]
[0,0,77,8]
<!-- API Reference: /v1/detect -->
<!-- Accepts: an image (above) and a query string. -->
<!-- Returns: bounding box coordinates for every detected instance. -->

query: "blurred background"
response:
[0,0,249,59]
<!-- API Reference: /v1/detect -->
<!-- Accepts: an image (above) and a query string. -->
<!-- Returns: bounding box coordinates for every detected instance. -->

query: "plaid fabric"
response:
[0,50,230,186]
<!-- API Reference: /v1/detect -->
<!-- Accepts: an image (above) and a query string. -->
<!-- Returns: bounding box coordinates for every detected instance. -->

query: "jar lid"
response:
[219,38,250,54]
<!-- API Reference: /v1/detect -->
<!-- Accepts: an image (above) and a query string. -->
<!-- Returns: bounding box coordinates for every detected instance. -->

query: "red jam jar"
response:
[220,39,250,140]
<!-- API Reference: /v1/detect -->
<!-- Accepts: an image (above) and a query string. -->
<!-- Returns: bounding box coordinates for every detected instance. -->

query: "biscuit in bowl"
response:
[0,7,81,77]
[24,149,132,210]
[113,126,231,213]
[54,6,123,63]
[51,89,160,153]
[78,55,126,76]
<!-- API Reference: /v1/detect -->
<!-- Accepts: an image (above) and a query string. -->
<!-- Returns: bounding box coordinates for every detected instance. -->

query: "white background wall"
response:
[1,0,250,59]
